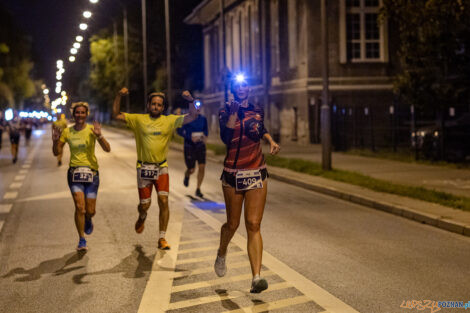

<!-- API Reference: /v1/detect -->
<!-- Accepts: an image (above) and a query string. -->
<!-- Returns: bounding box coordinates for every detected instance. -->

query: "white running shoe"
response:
[214,252,227,277]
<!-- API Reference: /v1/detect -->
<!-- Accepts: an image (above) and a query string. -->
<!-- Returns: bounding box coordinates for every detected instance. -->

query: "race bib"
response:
[140,163,159,180]
[72,167,94,183]
[191,132,204,142]
[235,170,263,191]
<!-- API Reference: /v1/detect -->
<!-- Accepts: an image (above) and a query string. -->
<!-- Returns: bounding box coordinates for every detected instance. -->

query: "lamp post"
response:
[165,0,173,111]
[142,0,148,109]
[123,8,130,112]
[321,0,331,170]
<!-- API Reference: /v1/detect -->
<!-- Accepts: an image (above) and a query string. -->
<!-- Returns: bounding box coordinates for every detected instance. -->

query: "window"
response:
[339,0,388,63]
[204,33,211,89]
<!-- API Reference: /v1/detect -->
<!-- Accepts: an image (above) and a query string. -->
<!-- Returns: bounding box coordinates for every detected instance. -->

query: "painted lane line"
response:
[19,169,28,174]
[9,182,22,190]
[222,295,311,313]
[186,205,362,313]
[180,237,220,245]
[177,245,220,255]
[22,164,31,169]
[171,271,275,293]
[170,261,249,279]
[0,221,4,233]
[0,204,13,214]
[14,175,26,181]
[176,251,246,265]
[137,205,184,313]
[3,192,18,200]
[168,281,292,310]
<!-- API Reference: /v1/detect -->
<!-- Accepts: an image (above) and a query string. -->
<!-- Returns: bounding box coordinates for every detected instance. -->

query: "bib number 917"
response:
[72,167,94,183]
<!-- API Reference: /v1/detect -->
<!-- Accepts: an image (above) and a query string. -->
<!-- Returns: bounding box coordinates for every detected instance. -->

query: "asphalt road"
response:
[0,127,469,313]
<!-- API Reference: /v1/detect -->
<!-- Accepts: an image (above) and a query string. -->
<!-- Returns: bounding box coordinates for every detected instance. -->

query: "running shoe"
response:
[12,157,17,164]
[135,215,146,233]
[250,277,268,293]
[58,160,62,166]
[84,217,93,235]
[183,175,189,187]
[195,188,204,198]
[214,252,226,277]
[158,238,171,250]
[76,237,88,251]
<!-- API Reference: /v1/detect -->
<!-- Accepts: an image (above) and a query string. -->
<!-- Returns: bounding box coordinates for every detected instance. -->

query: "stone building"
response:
[185,0,401,149]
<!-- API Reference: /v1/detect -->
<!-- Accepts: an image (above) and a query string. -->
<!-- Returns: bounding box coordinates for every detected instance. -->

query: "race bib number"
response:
[191,132,204,142]
[235,170,263,191]
[140,164,159,180]
[72,167,94,183]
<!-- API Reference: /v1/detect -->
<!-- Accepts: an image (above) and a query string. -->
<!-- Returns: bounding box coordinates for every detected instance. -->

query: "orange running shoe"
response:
[158,238,171,250]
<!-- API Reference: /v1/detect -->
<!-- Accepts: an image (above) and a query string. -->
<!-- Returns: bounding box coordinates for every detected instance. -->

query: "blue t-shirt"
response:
[177,115,208,145]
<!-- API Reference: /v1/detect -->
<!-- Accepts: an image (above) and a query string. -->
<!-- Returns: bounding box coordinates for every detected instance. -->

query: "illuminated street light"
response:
[90,0,99,3]
[61,91,66,96]
[76,35,83,42]
[43,88,49,95]
[83,11,92,18]
[71,48,78,54]
[79,23,88,30]
[57,60,63,68]
[55,86,61,94]
[73,42,81,49]
[56,82,62,87]
[69,56,76,62]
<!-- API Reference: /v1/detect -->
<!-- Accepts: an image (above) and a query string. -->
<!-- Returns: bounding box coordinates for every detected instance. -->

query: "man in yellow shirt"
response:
[113,87,198,250]
[52,114,68,166]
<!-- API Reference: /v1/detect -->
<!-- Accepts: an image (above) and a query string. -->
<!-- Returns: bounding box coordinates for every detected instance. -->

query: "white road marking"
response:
[222,295,311,313]
[0,204,13,214]
[178,244,220,254]
[170,261,249,279]
[9,182,22,190]
[3,192,18,200]
[0,221,4,232]
[14,175,26,181]
[137,204,184,313]
[19,169,28,174]
[176,251,245,265]
[186,205,362,313]
[180,237,219,245]
[22,164,31,169]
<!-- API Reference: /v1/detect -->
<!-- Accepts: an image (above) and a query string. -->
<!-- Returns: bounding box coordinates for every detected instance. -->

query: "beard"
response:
[149,110,162,118]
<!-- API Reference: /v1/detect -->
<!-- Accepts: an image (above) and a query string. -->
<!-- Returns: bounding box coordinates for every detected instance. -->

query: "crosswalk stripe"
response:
[22,164,31,169]
[176,251,245,265]
[221,295,311,313]
[0,221,4,232]
[0,204,13,214]
[168,282,292,310]
[3,192,18,200]
[14,175,26,181]
[171,271,275,293]
[9,182,22,189]
[170,261,249,279]
[19,169,28,174]
[179,237,219,245]
[178,245,220,254]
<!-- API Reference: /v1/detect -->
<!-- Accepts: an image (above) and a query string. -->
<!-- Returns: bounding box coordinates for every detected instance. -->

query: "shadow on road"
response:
[2,251,86,282]
[187,195,226,214]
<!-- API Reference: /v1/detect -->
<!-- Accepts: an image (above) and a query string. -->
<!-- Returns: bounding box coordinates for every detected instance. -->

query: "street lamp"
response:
[43,89,49,95]
[76,35,83,42]
[90,0,99,3]
[83,11,92,18]
[79,23,88,30]
[73,42,81,49]
[69,56,76,62]
[71,48,78,54]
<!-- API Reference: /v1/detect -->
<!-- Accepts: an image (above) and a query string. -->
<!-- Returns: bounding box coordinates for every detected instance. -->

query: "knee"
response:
[245,220,261,233]
[138,202,151,212]
[189,168,195,174]
[158,196,168,207]
[225,220,240,233]
[75,204,86,214]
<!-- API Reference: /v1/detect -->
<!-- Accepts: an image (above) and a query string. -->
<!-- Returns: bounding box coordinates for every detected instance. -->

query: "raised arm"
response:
[92,121,111,152]
[181,90,199,125]
[52,127,65,156]
[112,87,129,122]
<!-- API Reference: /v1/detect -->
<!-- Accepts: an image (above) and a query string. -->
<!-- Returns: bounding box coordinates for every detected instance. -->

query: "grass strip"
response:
[265,155,470,212]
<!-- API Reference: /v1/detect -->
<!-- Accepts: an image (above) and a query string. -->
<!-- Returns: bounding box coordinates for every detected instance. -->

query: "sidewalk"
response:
[189,137,470,237]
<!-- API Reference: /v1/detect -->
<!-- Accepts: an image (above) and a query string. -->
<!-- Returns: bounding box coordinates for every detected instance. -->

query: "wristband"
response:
[98,135,104,140]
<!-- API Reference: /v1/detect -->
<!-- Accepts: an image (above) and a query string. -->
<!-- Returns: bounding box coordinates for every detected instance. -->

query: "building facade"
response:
[185,0,402,150]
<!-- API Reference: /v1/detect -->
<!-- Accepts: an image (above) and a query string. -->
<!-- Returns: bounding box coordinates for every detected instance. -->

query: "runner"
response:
[52,114,68,166]
[6,111,22,164]
[176,103,208,198]
[214,74,280,293]
[52,102,111,251]
[112,87,199,250]
[0,111,4,151]
[23,117,33,146]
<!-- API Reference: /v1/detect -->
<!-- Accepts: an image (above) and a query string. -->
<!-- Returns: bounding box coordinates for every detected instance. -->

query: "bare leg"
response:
[244,180,268,276]
[218,186,244,256]
[85,198,96,219]
[72,192,86,238]
[157,194,169,232]
[197,163,205,189]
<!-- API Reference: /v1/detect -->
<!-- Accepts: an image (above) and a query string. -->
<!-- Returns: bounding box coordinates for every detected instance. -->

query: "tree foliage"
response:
[381,0,470,111]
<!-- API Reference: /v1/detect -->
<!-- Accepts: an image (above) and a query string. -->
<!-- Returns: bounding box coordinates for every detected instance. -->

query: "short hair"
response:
[147,92,165,105]
[70,102,89,116]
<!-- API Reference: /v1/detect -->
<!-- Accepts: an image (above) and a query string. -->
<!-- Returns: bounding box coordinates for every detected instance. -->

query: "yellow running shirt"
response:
[53,118,68,131]
[59,124,99,170]
[124,113,184,168]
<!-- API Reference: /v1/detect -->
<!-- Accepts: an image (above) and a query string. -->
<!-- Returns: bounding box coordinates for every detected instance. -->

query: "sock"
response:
[253,274,260,282]
[159,231,166,239]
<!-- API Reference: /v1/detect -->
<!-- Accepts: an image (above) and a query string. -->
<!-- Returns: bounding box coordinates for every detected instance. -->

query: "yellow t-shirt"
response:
[124,113,184,168]
[53,118,68,130]
[59,124,99,170]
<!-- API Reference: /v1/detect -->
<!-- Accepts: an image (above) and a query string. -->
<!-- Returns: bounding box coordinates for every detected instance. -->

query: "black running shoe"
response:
[183,175,189,187]
[250,277,268,293]
[195,188,203,198]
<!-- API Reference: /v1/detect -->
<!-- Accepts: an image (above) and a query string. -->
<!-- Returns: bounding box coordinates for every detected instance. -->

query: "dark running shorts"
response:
[184,143,206,169]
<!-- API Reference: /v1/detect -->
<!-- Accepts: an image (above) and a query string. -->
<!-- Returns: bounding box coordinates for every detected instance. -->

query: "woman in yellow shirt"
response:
[52,102,111,251]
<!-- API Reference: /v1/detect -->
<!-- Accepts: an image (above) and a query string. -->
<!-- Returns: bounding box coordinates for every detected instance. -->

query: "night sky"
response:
[2,0,202,90]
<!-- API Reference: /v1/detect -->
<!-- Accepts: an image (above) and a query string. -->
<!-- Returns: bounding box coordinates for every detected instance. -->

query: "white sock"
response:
[253,274,260,282]
[159,231,166,239]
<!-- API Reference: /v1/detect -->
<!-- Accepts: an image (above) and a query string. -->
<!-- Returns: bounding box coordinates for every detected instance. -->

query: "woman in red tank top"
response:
[214,74,280,293]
